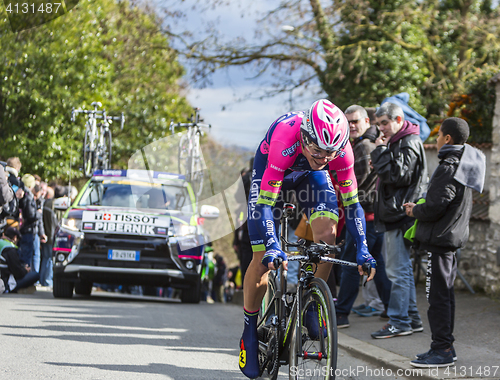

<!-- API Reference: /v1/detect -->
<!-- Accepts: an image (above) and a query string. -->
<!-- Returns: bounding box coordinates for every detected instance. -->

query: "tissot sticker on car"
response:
[82,211,170,237]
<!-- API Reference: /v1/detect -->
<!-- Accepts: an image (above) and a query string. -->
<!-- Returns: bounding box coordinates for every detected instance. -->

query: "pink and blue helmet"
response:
[300,99,349,152]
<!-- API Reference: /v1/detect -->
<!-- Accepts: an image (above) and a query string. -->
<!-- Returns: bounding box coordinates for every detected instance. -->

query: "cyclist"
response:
[239,99,377,378]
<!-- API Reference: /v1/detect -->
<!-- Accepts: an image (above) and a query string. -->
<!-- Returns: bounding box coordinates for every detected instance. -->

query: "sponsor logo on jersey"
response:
[355,217,365,236]
[316,203,327,211]
[260,140,270,155]
[268,180,282,188]
[337,163,354,172]
[266,237,276,247]
[339,179,353,187]
[265,220,274,236]
[270,164,285,173]
[248,180,261,212]
[282,141,300,157]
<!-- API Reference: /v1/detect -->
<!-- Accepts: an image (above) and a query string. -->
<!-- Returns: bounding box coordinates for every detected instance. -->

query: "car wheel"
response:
[74,280,93,296]
[180,277,201,304]
[53,277,74,298]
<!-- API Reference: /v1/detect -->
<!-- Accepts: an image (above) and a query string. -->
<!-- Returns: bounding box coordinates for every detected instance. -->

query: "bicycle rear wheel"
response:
[102,129,112,169]
[178,133,190,179]
[83,128,96,177]
[289,278,337,380]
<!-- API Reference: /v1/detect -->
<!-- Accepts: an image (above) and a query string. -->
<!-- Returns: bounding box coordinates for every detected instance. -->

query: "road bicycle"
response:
[72,102,125,177]
[170,107,211,197]
[256,203,370,380]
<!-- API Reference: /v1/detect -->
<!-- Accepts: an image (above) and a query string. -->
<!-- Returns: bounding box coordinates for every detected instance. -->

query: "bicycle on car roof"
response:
[71,101,125,177]
[170,107,211,198]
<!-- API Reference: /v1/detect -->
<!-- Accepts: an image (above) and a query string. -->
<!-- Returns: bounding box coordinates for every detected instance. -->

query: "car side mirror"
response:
[53,196,72,211]
[200,205,219,219]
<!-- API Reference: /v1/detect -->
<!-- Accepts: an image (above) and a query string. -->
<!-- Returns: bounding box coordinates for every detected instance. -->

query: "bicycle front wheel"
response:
[289,278,338,380]
[102,129,112,169]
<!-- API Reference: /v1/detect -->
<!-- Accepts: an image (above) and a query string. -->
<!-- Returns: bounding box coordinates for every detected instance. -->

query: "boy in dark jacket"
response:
[404,117,486,367]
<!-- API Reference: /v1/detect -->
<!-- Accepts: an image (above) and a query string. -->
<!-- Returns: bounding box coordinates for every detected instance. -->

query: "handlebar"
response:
[278,237,371,276]
[72,107,125,130]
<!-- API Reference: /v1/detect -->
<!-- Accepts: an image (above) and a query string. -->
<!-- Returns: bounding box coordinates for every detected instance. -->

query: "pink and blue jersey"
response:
[248,111,371,265]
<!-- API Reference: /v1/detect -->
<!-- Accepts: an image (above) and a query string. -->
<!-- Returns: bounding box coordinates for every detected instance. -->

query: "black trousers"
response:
[426,250,457,350]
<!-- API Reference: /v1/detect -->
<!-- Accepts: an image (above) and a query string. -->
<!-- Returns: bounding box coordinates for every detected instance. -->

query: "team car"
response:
[52,169,219,303]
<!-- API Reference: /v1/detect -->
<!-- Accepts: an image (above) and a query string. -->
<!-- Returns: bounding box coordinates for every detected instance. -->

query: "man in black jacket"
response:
[1,227,40,293]
[404,117,485,367]
[370,102,427,339]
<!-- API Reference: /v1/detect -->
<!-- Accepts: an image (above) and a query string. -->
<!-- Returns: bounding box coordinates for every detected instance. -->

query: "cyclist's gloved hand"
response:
[356,248,376,281]
[262,249,288,270]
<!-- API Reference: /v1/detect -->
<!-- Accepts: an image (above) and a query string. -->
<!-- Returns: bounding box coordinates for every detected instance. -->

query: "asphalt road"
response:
[0,289,411,380]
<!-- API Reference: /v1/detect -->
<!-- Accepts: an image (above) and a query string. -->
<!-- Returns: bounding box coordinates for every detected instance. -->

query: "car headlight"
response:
[174,224,197,237]
[61,218,82,232]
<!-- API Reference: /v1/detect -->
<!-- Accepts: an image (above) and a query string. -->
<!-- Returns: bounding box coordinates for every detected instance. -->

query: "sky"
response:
[160,0,324,151]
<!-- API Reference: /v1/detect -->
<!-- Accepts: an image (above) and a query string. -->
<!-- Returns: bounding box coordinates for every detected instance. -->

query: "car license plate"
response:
[108,249,140,261]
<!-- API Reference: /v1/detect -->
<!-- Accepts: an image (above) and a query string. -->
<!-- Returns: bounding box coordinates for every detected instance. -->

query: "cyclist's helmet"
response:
[300,99,349,152]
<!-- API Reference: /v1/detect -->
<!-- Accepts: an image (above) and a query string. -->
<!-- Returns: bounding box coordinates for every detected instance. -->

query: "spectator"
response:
[381,93,431,142]
[370,102,427,339]
[18,174,47,271]
[404,118,485,367]
[40,184,58,287]
[0,227,40,293]
[212,254,226,303]
[0,163,15,227]
[335,105,392,328]
[32,183,46,275]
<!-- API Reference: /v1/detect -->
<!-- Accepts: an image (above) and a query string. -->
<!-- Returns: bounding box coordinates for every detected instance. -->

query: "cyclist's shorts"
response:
[247,158,338,253]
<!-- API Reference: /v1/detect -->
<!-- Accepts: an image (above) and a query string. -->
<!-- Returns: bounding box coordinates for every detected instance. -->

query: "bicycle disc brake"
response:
[266,325,279,380]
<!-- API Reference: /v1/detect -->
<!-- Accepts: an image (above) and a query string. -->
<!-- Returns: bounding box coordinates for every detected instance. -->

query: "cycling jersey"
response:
[248,111,370,263]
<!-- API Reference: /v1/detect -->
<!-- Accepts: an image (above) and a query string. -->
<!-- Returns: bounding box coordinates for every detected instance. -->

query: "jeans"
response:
[33,234,41,273]
[39,242,53,287]
[336,221,391,315]
[13,271,40,292]
[384,228,421,330]
[18,233,35,267]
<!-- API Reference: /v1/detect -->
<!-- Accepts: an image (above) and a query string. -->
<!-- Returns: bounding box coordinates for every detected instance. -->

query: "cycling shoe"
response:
[239,309,260,379]
[304,303,327,340]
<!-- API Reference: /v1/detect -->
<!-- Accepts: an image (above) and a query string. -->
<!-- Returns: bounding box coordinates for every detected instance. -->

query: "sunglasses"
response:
[302,133,340,160]
[348,119,360,125]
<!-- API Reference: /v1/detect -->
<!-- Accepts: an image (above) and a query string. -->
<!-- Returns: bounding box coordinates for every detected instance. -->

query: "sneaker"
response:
[304,304,327,340]
[379,309,389,320]
[416,347,457,361]
[371,323,413,339]
[351,303,367,312]
[353,306,382,317]
[16,286,37,294]
[337,314,350,329]
[411,320,424,333]
[410,348,454,368]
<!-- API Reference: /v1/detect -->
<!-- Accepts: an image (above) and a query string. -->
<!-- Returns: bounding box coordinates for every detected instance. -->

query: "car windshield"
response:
[78,179,192,213]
